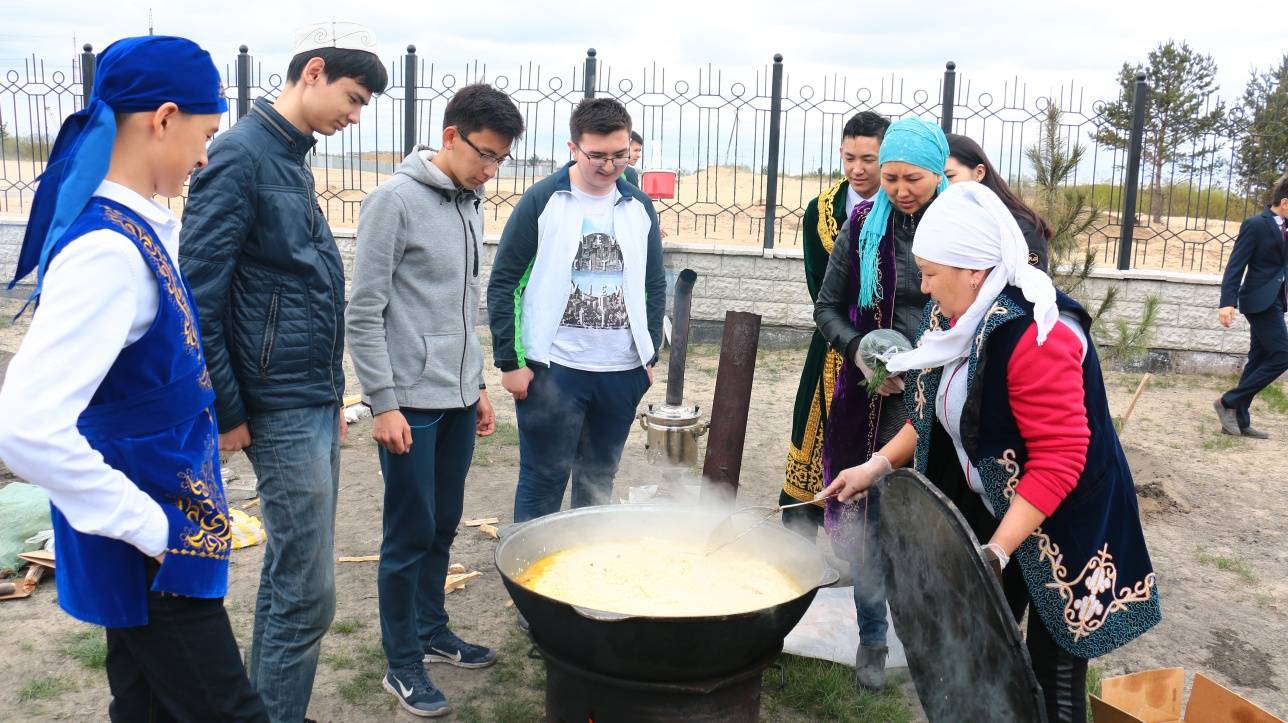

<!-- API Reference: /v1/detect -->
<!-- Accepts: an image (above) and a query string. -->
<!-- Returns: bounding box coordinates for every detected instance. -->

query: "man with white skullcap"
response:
[822,181,1161,723]
[179,21,387,723]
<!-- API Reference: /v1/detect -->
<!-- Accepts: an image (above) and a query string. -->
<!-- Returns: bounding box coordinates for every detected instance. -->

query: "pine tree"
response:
[1235,55,1288,203]
[1094,40,1226,224]
[1027,102,1102,299]
[1032,102,1157,360]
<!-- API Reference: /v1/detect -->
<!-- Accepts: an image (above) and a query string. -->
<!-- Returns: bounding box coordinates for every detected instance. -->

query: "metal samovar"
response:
[638,269,708,468]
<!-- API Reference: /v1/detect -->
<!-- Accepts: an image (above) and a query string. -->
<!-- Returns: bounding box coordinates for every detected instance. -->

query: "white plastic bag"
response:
[783,585,907,669]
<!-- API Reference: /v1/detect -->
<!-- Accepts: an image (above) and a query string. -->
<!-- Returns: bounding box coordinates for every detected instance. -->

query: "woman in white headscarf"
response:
[820,181,1161,723]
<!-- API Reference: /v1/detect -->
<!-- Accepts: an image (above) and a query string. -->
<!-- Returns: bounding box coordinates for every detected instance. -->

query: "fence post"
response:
[583,48,597,99]
[404,45,417,157]
[762,53,785,250]
[940,61,957,133]
[1118,71,1149,271]
[236,45,250,120]
[79,44,95,105]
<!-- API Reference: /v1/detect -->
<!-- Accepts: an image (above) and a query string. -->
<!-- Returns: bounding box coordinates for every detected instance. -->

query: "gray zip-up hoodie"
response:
[346,146,484,414]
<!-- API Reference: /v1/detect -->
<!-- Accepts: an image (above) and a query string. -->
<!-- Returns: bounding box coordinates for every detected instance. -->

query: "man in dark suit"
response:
[1216,174,1288,438]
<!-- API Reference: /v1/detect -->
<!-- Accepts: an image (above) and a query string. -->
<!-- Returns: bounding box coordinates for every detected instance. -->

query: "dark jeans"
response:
[377,406,477,668]
[106,575,267,722]
[846,487,889,647]
[1222,300,1288,429]
[513,363,651,522]
[243,403,341,723]
[780,488,887,646]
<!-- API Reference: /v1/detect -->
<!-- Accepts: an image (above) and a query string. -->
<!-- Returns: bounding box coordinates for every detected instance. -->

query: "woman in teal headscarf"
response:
[811,117,948,689]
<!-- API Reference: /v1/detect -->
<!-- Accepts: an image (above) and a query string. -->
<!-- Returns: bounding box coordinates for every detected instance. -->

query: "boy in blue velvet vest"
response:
[0,36,266,721]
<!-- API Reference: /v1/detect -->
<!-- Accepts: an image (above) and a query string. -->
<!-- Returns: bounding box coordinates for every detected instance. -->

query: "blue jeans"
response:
[513,363,651,522]
[243,404,340,723]
[849,487,889,647]
[377,406,476,668]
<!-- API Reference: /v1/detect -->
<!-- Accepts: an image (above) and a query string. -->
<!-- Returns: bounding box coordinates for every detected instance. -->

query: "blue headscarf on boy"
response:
[10,35,226,305]
[855,118,950,309]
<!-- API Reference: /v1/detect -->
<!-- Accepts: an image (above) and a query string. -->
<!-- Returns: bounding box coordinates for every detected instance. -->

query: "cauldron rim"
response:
[494,503,839,622]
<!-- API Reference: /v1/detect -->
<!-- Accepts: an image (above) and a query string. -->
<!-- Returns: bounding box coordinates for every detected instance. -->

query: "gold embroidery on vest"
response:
[103,206,199,352]
[172,452,231,560]
[785,348,843,503]
[817,181,846,254]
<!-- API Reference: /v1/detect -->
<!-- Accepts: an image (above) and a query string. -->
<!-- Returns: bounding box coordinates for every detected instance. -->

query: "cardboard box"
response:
[1090,668,1283,723]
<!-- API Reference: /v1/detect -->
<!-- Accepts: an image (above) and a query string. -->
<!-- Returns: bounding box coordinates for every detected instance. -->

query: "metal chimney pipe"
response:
[665,269,698,406]
[700,310,762,507]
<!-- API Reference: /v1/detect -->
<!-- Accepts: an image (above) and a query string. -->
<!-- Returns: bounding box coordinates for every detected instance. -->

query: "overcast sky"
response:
[2,0,1282,106]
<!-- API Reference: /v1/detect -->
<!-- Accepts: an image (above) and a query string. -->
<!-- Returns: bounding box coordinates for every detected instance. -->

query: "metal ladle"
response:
[703,492,842,556]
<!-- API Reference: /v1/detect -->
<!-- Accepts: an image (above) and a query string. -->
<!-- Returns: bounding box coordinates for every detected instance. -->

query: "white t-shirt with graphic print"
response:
[549,185,640,371]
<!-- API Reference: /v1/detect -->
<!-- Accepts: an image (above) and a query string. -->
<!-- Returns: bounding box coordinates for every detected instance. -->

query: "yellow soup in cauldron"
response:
[516,538,803,616]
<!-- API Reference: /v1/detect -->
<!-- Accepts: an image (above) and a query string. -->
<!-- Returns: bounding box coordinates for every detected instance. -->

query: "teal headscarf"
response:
[856,118,949,308]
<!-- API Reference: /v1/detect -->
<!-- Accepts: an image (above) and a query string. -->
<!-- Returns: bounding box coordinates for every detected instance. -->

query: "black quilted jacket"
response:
[179,99,345,432]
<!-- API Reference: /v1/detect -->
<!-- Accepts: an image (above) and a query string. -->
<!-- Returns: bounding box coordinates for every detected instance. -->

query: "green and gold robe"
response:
[782,180,848,504]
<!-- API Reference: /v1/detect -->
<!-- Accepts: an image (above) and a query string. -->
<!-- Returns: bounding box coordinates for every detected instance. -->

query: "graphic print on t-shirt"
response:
[561,217,628,330]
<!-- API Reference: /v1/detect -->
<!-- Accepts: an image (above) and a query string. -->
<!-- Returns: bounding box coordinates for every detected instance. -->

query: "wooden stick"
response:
[0,565,45,600]
[478,523,499,539]
[1119,373,1153,433]
[337,555,380,563]
[18,550,55,570]
[464,517,499,527]
[444,571,482,593]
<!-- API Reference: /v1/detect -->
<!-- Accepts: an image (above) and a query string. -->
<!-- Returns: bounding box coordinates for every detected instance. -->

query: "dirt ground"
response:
[1,300,1286,720]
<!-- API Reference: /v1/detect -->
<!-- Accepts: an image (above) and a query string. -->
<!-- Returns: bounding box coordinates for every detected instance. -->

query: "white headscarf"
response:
[885,181,1058,373]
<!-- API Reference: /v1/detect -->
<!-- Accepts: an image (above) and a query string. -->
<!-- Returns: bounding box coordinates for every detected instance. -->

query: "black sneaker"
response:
[383,665,449,718]
[424,629,498,669]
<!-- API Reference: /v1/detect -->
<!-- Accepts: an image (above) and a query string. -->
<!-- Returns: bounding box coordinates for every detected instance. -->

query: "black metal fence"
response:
[2,45,1285,273]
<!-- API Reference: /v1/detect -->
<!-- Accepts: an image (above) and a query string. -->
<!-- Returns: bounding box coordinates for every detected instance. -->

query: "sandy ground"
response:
[0,297,1285,720]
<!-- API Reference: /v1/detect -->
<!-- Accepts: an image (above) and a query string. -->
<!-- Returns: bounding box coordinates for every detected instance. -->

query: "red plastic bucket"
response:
[641,170,677,200]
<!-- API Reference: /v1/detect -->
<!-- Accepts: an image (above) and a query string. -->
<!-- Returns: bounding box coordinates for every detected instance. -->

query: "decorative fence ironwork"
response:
[1,44,1285,273]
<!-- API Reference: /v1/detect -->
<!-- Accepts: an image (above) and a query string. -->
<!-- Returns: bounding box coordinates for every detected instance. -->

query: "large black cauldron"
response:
[495,504,838,682]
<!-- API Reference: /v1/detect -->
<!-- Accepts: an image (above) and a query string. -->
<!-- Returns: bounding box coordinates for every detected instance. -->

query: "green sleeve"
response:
[486,190,543,370]
[801,198,826,302]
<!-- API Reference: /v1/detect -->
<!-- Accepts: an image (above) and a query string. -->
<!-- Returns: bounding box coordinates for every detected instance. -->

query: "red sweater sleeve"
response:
[1006,320,1090,517]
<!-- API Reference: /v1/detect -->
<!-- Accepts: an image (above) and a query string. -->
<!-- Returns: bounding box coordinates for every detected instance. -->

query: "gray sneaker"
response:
[1214,399,1241,436]
[855,644,889,690]
[383,666,450,718]
[1241,425,1270,440]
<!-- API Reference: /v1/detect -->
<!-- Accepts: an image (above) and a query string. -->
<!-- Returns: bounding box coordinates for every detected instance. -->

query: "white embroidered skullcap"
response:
[294,21,378,55]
